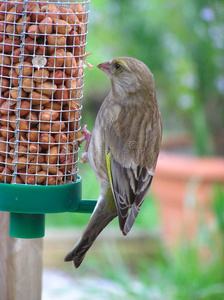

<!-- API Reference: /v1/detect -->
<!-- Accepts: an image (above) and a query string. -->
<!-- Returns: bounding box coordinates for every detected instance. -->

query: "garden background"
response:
[43,1,224,299]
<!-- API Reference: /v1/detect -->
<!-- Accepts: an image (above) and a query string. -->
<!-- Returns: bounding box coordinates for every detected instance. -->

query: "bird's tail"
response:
[64,193,117,268]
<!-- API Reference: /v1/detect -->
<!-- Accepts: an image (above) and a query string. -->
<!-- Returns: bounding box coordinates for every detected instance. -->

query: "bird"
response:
[64,57,162,268]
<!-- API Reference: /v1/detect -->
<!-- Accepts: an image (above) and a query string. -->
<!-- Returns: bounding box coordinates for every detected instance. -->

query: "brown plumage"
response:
[64,57,162,268]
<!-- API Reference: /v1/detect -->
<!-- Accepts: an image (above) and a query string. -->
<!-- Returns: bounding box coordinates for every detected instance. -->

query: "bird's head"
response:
[97,57,155,102]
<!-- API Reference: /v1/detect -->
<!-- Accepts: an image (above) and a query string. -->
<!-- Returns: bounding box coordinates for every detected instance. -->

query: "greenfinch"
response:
[64,57,162,268]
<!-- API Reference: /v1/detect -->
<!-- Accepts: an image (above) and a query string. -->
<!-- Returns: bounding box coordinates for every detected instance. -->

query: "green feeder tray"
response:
[0,175,96,239]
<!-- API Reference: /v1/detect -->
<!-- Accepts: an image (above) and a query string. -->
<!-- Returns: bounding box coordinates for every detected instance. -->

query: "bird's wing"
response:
[105,104,162,235]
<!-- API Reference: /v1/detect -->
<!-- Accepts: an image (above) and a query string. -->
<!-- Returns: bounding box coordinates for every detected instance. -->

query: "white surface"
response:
[42,269,127,300]
[42,268,165,300]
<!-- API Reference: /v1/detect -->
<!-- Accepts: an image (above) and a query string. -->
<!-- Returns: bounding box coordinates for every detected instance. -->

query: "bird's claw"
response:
[75,125,91,162]
[79,151,89,163]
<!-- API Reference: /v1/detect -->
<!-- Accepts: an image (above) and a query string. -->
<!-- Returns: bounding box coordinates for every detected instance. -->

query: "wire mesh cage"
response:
[0,0,90,186]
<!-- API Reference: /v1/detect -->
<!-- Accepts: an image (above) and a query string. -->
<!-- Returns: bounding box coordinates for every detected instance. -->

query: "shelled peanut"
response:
[0,1,88,185]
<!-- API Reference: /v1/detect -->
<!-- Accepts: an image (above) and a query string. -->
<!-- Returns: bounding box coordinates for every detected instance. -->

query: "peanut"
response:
[0,115,9,126]
[26,128,38,142]
[63,107,78,121]
[0,38,20,52]
[33,68,49,83]
[15,62,33,76]
[0,154,4,164]
[6,7,20,23]
[19,119,29,131]
[0,167,12,183]
[19,135,28,147]
[29,143,42,154]
[27,24,41,39]
[65,51,77,76]
[25,111,38,124]
[0,137,7,156]
[9,137,16,149]
[47,176,56,185]
[41,164,58,175]
[40,109,59,122]
[11,176,23,184]
[22,77,35,93]
[30,91,50,105]
[19,170,35,184]
[36,170,47,184]
[49,70,67,85]
[51,121,65,132]
[15,101,30,117]
[11,47,29,64]
[39,122,50,132]
[44,102,61,110]
[54,85,69,101]
[0,54,11,66]
[47,34,66,46]
[5,156,13,172]
[41,3,58,19]
[0,100,16,115]
[39,17,53,34]
[18,145,27,155]
[8,149,15,160]
[0,78,9,92]
[6,24,19,40]
[16,16,31,34]
[54,133,67,144]
[13,156,27,170]
[39,133,55,149]
[47,48,65,70]
[53,19,72,35]
[0,67,10,77]
[0,125,14,138]
[65,78,78,99]
[24,37,38,52]
[10,88,27,99]
[46,146,58,164]
[9,69,18,87]
[59,7,80,25]
[35,81,57,96]
[35,44,46,56]
[70,3,87,22]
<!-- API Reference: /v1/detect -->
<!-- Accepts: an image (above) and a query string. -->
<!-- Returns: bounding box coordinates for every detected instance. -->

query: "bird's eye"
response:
[114,63,121,70]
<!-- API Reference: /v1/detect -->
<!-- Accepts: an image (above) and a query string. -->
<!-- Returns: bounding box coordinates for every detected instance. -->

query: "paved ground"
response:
[42,228,162,300]
[42,268,133,300]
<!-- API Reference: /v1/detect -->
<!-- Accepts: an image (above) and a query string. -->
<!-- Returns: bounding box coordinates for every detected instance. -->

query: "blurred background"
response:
[43,0,224,299]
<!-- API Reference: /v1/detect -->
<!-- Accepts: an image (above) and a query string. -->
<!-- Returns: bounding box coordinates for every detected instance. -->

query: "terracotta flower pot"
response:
[152,137,224,245]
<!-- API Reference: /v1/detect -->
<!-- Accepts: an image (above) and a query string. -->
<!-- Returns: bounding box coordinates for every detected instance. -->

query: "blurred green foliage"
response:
[84,0,224,156]
[63,186,224,300]
[54,186,224,300]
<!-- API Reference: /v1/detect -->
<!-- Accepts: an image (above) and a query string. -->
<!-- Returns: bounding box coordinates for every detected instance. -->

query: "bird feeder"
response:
[0,0,96,238]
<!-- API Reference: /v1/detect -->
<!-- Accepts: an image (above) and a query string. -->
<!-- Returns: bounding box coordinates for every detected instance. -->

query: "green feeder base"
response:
[0,176,97,239]
[10,213,45,238]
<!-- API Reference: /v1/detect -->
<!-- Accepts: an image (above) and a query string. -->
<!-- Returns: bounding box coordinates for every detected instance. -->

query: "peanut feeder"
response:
[0,0,96,238]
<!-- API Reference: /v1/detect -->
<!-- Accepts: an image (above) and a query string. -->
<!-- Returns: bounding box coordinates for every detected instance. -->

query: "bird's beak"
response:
[97,61,112,77]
